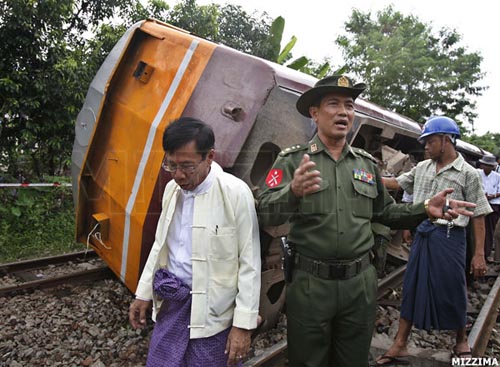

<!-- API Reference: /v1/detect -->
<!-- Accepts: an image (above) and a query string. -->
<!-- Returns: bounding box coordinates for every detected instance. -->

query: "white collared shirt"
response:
[135,161,261,337]
[478,168,500,205]
[166,165,216,287]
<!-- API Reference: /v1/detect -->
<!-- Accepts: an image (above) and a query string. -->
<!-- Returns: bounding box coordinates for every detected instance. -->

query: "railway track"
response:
[2,252,498,365]
[243,266,410,367]
[469,273,500,356]
[0,250,113,297]
[244,340,287,367]
[244,264,500,366]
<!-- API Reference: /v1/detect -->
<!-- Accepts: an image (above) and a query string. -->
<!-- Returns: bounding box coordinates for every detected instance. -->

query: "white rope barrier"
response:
[0,183,71,188]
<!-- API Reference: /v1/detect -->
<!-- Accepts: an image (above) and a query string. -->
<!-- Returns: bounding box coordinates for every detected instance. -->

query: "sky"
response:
[196,0,499,136]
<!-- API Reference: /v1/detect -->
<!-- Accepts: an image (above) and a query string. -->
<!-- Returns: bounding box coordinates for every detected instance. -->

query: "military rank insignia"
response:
[266,168,283,188]
[338,76,350,87]
[353,169,375,185]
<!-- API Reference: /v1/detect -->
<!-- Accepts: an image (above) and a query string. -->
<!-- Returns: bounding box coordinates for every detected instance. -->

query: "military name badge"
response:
[353,169,375,185]
[266,168,283,188]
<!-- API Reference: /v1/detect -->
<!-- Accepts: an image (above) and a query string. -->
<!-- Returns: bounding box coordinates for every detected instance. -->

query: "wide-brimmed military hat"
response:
[479,154,497,167]
[296,75,366,117]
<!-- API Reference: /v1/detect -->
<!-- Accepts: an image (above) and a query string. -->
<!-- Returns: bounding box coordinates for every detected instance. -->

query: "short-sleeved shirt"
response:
[397,154,492,227]
[257,134,427,260]
[477,169,500,205]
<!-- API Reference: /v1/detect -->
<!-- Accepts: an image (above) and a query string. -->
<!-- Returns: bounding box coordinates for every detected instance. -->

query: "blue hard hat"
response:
[418,116,460,143]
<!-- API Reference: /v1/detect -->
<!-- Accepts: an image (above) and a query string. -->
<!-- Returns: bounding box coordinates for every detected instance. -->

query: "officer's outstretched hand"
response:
[427,188,476,221]
[291,154,322,197]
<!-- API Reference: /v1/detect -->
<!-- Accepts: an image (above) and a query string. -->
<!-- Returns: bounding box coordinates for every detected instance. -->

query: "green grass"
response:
[0,185,85,263]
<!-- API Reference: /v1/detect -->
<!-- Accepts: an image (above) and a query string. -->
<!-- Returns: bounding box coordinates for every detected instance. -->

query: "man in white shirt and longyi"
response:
[477,154,500,262]
[129,117,261,367]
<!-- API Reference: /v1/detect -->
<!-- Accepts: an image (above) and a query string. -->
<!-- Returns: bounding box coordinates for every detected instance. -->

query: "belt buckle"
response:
[329,263,345,279]
[355,258,362,273]
[311,260,322,277]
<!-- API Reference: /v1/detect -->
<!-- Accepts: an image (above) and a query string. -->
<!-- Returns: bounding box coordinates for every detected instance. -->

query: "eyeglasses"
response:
[161,158,205,174]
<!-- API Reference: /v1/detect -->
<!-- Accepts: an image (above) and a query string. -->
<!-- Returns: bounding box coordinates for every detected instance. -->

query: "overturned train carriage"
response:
[71,19,490,331]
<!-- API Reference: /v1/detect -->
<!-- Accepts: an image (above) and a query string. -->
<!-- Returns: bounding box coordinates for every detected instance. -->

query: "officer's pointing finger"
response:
[301,154,310,165]
[299,154,316,173]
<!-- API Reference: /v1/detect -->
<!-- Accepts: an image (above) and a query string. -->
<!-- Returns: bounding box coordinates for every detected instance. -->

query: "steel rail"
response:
[244,340,287,367]
[242,262,500,366]
[468,274,500,356]
[245,265,408,366]
[0,265,112,297]
[377,265,406,300]
[0,250,97,274]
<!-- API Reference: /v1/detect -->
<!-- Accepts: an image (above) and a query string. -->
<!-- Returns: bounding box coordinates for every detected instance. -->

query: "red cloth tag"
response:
[266,169,283,188]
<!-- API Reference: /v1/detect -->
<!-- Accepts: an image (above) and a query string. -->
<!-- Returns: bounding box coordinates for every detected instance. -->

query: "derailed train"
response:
[71,19,490,330]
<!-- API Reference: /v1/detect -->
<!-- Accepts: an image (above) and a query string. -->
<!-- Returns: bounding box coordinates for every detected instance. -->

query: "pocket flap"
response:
[352,179,377,198]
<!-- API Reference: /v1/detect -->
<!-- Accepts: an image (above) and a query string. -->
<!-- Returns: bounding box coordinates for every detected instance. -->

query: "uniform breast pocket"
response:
[299,179,331,213]
[351,179,377,219]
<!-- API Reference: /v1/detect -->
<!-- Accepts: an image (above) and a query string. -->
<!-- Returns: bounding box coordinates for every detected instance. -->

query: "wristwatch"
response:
[424,199,437,221]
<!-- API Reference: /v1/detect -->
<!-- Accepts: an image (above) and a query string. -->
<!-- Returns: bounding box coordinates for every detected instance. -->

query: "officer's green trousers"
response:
[286,265,377,367]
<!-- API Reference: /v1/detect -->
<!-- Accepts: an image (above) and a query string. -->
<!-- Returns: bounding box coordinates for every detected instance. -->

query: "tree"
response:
[336,6,486,132]
[271,16,330,77]
[0,0,282,179]
[148,1,330,75]
[0,0,135,179]
[0,0,336,180]
[165,0,277,60]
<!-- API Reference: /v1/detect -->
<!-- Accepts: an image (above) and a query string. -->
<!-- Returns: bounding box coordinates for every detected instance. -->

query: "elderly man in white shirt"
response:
[129,117,261,367]
[478,154,500,262]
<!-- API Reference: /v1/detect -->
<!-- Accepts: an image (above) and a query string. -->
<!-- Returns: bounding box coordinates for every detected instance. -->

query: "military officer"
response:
[257,75,477,367]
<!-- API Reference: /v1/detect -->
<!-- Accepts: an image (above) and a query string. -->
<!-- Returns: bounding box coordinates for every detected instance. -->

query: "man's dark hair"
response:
[162,117,215,158]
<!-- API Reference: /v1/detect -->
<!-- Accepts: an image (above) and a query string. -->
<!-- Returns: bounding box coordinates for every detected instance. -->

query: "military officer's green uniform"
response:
[258,134,427,367]
[371,222,392,278]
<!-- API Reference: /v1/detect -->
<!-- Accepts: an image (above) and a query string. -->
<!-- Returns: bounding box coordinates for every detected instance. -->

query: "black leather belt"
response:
[295,252,371,280]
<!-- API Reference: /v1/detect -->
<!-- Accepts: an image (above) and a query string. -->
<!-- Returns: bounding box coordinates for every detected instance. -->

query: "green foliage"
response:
[315,62,332,79]
[0,0,135,180]
[462,133,500,156]
[127,0,171,24]
[161,2,330,76]
[287,56,309,70]
[163,0,278,60]
[266,16,330,77]
[336,6,486,130]
[0,184,83,263]
[269,16,285,62]
[2,0,491,186]
[277,35,297,65]
[167,0,219,39]
[0,0,334,185]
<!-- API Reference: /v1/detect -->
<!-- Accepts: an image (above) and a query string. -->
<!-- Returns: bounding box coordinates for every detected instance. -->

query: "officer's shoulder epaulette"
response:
[352,147,377,163]
[279,143,308,157]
